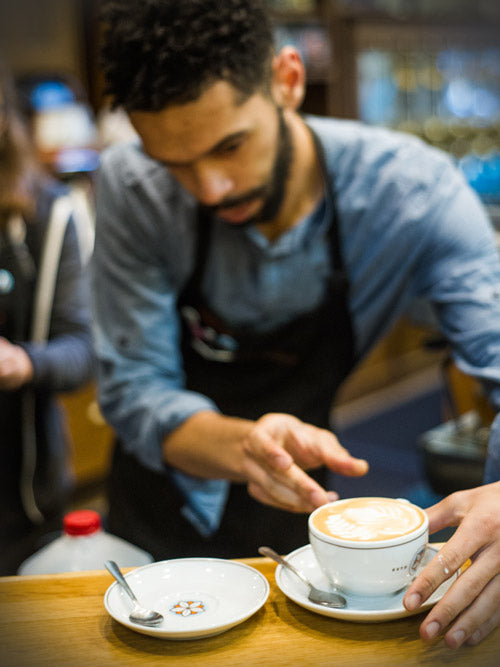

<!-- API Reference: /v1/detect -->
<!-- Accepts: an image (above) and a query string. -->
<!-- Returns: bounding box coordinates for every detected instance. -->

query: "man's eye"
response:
[218,141,241,154]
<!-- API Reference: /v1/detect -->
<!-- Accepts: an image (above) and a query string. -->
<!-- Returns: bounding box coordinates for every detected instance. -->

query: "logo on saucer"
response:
[170,600,206,617]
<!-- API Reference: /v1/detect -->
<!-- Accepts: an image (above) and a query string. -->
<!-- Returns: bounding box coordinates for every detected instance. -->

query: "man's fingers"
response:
[245,414,369,479]
[421,570,500,648]
[465,580,500,646]
[443,573,500,648]
[243,428,294,471]
[296,426,369,476]
[247,480,303,512]
[404,537,500,648]
[404,537,477,611]
[334,455,369,477]
[243,456,329,513]
[403,482,500,647]
[416,548,495,643]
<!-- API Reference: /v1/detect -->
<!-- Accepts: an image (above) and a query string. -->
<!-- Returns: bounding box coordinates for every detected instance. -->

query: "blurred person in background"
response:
[96,0,500,648]
[0,61,95,574]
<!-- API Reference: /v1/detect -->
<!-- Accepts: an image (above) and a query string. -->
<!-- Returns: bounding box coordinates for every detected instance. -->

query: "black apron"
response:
[109,131,356,559]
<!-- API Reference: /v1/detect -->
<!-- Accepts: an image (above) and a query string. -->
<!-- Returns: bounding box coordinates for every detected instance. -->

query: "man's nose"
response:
[194,164,234,206]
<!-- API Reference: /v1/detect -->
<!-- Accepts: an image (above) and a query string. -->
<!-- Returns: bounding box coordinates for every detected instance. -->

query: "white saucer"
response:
[104,557,269,640]
[275,544,458,622]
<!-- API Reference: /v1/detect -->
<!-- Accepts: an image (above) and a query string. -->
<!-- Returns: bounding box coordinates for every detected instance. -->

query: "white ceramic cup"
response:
[308,497,429,597]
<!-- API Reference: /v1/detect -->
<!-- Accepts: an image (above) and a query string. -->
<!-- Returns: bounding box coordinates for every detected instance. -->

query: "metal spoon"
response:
[258,546,346,608]
[105,560,164,626]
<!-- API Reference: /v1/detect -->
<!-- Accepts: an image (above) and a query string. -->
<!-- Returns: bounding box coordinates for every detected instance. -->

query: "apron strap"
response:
[31,195,73,343]
[307,126,345,274]
[180,205,213,302]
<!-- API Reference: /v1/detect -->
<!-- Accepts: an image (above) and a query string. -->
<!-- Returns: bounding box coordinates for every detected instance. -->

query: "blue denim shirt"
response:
[92,116,500,536]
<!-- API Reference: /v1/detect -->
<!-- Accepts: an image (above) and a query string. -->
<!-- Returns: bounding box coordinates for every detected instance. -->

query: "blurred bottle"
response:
[17,510,153,575]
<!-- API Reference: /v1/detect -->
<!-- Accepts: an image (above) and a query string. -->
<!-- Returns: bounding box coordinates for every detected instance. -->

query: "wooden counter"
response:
[1,556,499,666]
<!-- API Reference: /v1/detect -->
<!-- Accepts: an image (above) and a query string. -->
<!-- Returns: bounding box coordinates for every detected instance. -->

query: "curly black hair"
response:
[100,0,275,111]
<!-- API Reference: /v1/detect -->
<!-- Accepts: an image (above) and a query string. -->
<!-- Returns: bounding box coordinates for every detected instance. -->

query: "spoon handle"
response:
[258,546,312,590]
[105,560,138,603]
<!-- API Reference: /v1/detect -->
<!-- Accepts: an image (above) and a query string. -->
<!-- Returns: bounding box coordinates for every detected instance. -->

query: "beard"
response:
[203,107,294,228]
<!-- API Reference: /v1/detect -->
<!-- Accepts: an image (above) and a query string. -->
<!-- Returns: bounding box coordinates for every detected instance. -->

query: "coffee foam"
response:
[312,497,424,542]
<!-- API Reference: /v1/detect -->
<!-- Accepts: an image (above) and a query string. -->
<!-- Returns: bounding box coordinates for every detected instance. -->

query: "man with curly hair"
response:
[95,0,500,648]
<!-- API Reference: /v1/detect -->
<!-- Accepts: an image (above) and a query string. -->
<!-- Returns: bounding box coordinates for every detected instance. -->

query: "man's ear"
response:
[271,46,306,110]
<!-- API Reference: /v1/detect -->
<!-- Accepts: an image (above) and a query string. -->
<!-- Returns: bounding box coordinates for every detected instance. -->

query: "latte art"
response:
[312,497,425,542]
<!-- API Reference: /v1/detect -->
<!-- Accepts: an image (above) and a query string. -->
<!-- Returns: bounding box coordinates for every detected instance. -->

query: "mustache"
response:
[204,186,268,214]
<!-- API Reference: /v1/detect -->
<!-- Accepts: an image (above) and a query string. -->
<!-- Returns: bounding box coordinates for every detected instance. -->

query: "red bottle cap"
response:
[63,510,102,536]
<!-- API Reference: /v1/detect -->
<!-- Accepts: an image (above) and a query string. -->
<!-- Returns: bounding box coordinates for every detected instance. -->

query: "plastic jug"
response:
[18,509,153,575]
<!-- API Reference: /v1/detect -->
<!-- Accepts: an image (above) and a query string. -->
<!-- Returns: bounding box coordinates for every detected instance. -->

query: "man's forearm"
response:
[162,410,254,480]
